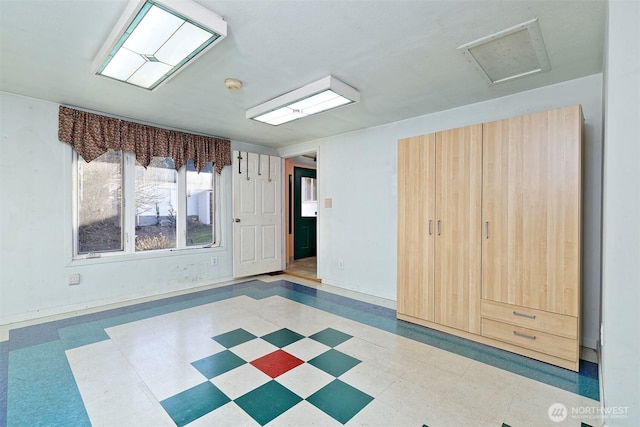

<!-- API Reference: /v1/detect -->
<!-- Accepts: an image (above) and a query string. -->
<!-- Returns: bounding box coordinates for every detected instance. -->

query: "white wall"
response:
[1,74,606,351]
[601,1,640,425]
[280,73,604,349]
[0,91,275,326]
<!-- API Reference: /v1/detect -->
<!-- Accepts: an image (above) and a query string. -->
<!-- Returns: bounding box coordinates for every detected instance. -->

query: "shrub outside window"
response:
[77,150,123,254]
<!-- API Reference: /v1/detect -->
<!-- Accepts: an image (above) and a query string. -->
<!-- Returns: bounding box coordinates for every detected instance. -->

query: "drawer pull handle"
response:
[513,331,536,340]
[513,311,536,319]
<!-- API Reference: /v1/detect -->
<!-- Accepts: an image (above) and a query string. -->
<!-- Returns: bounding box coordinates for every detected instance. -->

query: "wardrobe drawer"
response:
[481,318,577,361]
[481,300,578,339]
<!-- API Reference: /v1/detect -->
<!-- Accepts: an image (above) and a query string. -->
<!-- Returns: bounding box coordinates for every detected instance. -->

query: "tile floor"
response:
[1,277,602,426]
[285,256,318,281]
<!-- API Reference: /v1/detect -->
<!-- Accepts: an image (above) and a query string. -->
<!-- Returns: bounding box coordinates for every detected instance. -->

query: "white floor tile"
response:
[231,337,279,362]
[338,361,400,398]
[423,346,473,376]
[210,363,271,400]
[267,400,342,426]
[282,337,330,361]
[376,378,440,420]
[134,359,207,401]
[187,402,260,427]
[275,363,334,398]
[346,399,425,427]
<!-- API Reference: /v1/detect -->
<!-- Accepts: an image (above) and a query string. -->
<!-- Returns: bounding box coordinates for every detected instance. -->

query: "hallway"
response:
[285,257,318,281]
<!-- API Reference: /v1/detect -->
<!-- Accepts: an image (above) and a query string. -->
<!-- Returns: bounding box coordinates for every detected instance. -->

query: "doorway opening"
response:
[284,153,318,281]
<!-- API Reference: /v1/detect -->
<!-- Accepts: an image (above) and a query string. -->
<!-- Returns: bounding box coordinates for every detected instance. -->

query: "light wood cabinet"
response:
[397,105,583,371]
[434,125,482,333]
[397,125,482,334]
[481,105,582,316]
[397,134,436,322]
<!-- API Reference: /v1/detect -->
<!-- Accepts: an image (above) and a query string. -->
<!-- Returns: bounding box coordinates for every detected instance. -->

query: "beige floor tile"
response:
[338,361,401,398]
[268,400,341,426]
[376,378,443,420]
[275,363,334,399]
[187,402,259,427]
[210,364,271,400]
[346,399,425,426]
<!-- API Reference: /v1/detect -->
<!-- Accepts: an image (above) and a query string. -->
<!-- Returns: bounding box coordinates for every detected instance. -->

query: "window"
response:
[134,157,177,251]
[77,150,123,254]
[74,150,220,258]
[300,176,317,217]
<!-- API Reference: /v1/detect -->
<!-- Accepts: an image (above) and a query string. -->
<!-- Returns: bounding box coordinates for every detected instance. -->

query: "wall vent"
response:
[458,18,551,85]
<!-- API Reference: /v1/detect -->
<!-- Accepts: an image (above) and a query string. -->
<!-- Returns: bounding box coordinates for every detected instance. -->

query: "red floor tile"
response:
[250,349,304,378]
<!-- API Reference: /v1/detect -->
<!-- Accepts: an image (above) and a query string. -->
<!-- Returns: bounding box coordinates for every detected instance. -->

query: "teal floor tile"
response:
[308,349,361,377]
[212,328,257,348]
[261,328,304,348]
[160,382,230,427]
[58,321,109,350]
[308,328,352,347]
[135,305,170,320]
[234,380,302,425]
[7,341,90,426]
[191,350,246,378]
[307,379,373,423]
[98,311,142,329]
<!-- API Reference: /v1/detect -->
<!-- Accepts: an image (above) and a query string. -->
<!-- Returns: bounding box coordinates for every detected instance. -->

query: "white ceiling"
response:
[0,0,606,148]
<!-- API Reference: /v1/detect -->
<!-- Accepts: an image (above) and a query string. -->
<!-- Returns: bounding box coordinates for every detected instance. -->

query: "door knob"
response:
[233,218,241,223]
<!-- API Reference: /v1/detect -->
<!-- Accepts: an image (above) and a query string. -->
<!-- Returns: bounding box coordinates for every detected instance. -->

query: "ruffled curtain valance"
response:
[58,106,231,174]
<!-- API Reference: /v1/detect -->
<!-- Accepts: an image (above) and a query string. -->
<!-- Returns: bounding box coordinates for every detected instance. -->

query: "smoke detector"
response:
[224,78,243,90]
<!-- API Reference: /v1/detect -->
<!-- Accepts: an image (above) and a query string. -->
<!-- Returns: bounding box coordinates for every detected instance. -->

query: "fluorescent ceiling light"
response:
[457,18,551,85]
[247,76,360,126]
[92,0,227,90]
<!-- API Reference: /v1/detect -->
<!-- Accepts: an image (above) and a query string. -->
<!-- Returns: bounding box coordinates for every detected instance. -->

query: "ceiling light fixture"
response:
[457,18,551,85]
[92,0,227,90]
[246,76,360,126]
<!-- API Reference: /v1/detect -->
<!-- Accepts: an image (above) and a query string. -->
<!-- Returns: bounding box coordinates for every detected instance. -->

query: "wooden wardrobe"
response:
[397,105,583,371]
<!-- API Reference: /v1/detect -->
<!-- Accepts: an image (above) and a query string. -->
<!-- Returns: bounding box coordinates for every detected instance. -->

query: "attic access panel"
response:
[458,18,551,85]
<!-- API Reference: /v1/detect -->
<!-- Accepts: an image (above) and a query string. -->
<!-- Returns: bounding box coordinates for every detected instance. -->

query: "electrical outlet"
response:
[68,273,81,286]
[211,256,218,266]
[338,259,344,269]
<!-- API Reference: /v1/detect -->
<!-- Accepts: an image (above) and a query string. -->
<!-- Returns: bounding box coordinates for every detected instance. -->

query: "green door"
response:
[294,167,317,259]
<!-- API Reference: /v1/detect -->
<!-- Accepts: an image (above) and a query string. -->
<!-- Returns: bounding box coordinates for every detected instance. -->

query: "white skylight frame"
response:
[247,76,360,126]
[92,0,227,91]
[457,18,551,85]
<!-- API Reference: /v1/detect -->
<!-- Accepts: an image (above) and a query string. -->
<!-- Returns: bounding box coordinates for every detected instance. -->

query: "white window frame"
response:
[72,150,222,260]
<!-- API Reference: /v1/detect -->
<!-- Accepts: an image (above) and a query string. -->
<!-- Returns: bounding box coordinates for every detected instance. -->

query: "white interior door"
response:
[232,151,282,278]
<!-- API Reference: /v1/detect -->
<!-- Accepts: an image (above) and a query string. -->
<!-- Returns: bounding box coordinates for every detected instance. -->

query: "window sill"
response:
[68,245,227,267]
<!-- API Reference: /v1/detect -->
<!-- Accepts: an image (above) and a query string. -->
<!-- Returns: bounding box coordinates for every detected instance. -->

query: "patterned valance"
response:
[58,106,231,174]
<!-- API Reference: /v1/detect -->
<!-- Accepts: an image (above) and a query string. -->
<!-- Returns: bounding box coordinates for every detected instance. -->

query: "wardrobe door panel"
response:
[434,125,482,333]
[397,134,436,321]
[482,105,582,316]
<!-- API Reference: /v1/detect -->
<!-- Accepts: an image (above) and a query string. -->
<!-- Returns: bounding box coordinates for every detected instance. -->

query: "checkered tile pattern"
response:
[160,327,373,426]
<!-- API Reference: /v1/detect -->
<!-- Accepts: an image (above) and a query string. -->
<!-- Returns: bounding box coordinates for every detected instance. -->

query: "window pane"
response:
[135,157,177,251]
[301,177,318,217]
[77,150,123,254]
[186,160,214,246]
